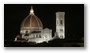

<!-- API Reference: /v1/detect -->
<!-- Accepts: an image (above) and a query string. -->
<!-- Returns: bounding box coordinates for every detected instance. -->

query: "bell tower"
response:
[56,12,65,39]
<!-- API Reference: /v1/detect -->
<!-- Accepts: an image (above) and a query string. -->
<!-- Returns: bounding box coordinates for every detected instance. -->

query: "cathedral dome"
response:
[21,6,43,30]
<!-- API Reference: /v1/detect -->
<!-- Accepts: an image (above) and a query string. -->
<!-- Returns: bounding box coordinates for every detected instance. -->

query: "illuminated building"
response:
[55,12,65,39]
[14,6,52,43]
[14,6,65,43]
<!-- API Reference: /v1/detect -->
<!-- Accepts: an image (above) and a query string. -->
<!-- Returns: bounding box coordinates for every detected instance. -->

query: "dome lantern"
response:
[30,6,34,15]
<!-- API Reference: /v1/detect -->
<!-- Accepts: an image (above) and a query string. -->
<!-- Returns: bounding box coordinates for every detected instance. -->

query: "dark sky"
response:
[4,4,84,41]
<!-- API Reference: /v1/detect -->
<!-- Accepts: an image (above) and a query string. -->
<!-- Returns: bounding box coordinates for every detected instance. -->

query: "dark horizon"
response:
[4,4,84,42]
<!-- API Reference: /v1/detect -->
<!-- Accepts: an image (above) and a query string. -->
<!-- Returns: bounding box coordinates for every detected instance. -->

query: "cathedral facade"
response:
[14,6,65,43]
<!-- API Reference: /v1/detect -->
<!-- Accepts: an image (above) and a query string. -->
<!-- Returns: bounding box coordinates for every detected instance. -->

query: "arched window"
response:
[60,35,63,38]
[60,20,63,25]
[26,31,28,34]
[60,29,63,32]
[39,35,41,38]
[36,34,38,38]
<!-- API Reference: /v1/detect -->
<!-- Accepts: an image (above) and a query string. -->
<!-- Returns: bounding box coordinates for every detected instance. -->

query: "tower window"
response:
[60,36,63,39]
[60,20,63,25]
[60,29,63,32]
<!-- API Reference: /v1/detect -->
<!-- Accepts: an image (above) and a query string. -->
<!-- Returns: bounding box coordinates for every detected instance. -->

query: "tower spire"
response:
[30,6,34,15]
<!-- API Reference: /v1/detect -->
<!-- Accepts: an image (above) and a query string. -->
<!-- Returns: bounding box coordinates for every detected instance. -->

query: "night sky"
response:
[4,4,84,41]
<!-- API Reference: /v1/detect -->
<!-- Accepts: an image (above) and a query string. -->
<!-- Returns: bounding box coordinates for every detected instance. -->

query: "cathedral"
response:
[14,6,65,43]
